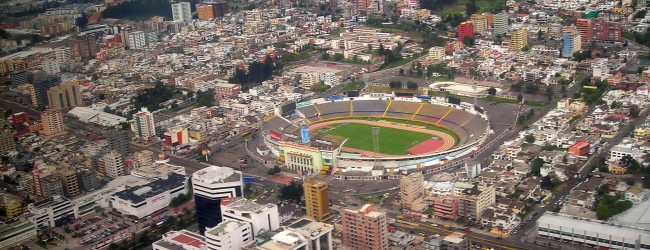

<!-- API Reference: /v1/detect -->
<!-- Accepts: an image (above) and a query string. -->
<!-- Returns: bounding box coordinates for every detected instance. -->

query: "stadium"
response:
[260,93,491,176]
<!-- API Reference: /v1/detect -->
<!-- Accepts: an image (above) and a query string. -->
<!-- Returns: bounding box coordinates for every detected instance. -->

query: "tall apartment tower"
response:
[400,173,424,211]
[510,28,528,51]
[303,178,330,222]
[0,130,15,154]
[74,35,99,60]
[132,150,154,168]
[107,130,130,157]
[47,81,82,110]
[342,204,388,250]
[127,31,148,50]
[171,2,192,22]
[196,4,215,20]
[457,21,475,42]
[41,175,64,197]
[576,18,593,46]
[192,166,243,234]
[493,11,508,35]
[98,151,124,179]
[41,109,66,137]
[458,183,496,221]
[55,166,80,198]
[131,107,156,141]
[593,19,622,44]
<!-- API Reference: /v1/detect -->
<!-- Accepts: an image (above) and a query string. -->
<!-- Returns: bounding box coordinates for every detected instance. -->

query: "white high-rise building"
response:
[428,46,445,61]
[128,31,147,50]
[493,11,508,36]
[192,166,243,234]
[131,107,156,141]
[99,151,124,179]
[205,220,253,250]
[221,198,280,238]
[171,2,192,22]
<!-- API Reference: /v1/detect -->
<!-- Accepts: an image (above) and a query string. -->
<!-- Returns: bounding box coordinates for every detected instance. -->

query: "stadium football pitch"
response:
[318,122,433,155]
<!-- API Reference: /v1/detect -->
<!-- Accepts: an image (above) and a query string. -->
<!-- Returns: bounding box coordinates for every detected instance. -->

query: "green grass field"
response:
[317,123,435,155]
[437,0,506,17]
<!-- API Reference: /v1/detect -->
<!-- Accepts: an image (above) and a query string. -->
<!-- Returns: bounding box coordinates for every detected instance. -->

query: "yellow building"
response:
[304,178,331,222]
[189,129,208,142]
[634,127,650,139]
[414,9,432,21]
[301,72,320,89]
[41,109,66,137]
[510,28,528,51]
[4,198,25,219]
[428,46,445,61]
[400,173,425,212]
[609,165,627,175]
[470,14,487,33]
[47,81,83,111]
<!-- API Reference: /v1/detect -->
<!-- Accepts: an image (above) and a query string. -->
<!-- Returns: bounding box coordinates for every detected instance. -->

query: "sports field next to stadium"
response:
[318,123,432,155]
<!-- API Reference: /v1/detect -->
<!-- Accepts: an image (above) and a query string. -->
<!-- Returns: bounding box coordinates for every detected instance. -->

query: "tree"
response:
[267,165,281,175]
[546,86,554,100]
[367,44,373,52]
[389,81,403,88]
[378,43,385,55]
[466,0,479,16]
[407,81,419,90]
[531,158,544,176]
[517,93,523,102]
[196,90,216,107]
[541,175,553,190]
[399,68,405,75]
[487,87,497,96]
[0,29,9,39]
[630,105,640,118]
[278,181,304,204]
[333,53,344,62]
[524,83,539,94]
[321,53,330,60]
[463,37,475,47]
[596,203,610,220]
[525,134,536,143]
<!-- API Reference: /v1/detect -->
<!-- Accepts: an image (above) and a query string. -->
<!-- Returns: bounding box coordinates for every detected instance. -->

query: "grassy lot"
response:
[369,86,421,94]
[437,0,507,17]
[341,81,365,92]
[379,56,418,70]
[317,122,433,155]
[432,76,452,82]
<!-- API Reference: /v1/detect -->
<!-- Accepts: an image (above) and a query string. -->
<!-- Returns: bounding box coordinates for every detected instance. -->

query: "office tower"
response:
[171,2,192,22]
[493,11,508,35]
[192,166,243,234]
[197,4,215,20]
[77,168,101,192]
[205,220,253,250]
[127,31,147,50]
[98,151,124,179]
[131,107,156,141]
[212,2,228,17]
[41,109,66,137]
[55,166,80,198]
[107,130,130,157]
[576,18,593,46]
[593,19,622,44]
[303,178,330,222]
[32,166,55,196]
[342,204,388,250]
[400,172,424,211]
[457,21,474,42]
[458,183,496,221]
[74,35,99,59]
[28,71,61,108]
[220,198,280,238]
[510,28,528,51]
[47,81,83,110]
[563,30,582,57]
[0,130,15,154]
[469,14,486,33]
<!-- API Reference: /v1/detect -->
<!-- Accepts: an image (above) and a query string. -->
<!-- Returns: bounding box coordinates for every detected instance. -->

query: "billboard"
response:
[300,125,311,144]
[270,130,281,141]
[447,96,461,105]
[280,102,297,117]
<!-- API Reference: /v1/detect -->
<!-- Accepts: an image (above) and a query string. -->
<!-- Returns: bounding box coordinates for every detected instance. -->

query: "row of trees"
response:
[101,0,199,20]
[388,80,419,90]
[228,56,276,84]
[595,184,633,220]
[132,81,175,113]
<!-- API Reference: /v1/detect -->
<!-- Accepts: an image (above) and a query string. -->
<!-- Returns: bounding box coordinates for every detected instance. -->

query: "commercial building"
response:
[301,72,320,89]
[576,19,593,46]
[164,126,189,147]
[41,175,64,197]
[432,196,459,220]
[458,183,496,221]
[98,151,124,179]
[55,166,80,198]
[205,220,253,250]
[107,130,130,157]
[41,109,66,137]
[77,168,101,192]
[342,204,388,250]
[32,166,55,197]
[220,198,280,238]
[304,178,330,222]
[131,107,156,141]
[197,4,215,20]
[111,172,188,218]
[171,2,192,22]
[568,141,590,157]
[493,11,508,35]
[192,166,243,234]
[510,28,528,51]
[281,141,338,174]
[537,212,650,249]
[285,219,334,250]
[562,30,582,58]
[457,22,474,42]
[428,46,444,61]
[28,195,74,228]
[441,232,469,250]
[400,173,425,211]
[0,130,15,155]
[67,107,127,127]
[0,220,37,249]
[131,160,186,181]
[46,81,82,111]
[74,35,99,59]
[152,230,207,250]
[214,83,241,99]
[258,230,308,250]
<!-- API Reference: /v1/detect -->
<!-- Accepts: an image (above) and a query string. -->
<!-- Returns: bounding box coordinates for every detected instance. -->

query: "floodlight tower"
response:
[372,127,380,165]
